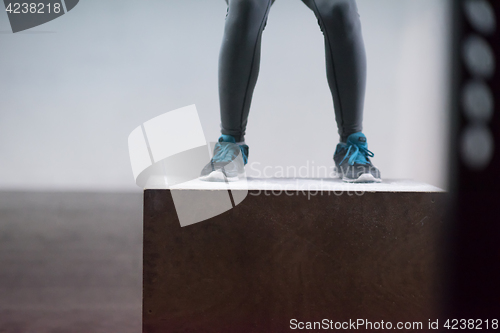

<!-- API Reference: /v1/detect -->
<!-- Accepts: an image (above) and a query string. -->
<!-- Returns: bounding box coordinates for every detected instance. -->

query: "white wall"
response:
[0,0,451,191]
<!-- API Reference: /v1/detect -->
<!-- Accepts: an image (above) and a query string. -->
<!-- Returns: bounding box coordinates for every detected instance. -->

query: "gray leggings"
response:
[219,0,366,142]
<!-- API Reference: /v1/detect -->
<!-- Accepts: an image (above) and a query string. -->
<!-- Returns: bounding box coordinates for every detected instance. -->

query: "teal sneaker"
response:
[199,134,249,182]
[333,132,381,183]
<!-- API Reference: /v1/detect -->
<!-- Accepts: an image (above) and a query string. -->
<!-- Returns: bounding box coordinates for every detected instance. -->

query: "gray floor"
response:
[0,191,143,333]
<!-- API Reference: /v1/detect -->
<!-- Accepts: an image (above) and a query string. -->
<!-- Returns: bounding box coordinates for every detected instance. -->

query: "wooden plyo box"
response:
[142,179,446,333]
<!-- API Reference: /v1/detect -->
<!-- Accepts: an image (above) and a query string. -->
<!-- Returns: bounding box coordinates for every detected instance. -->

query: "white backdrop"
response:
[0,0,451,191]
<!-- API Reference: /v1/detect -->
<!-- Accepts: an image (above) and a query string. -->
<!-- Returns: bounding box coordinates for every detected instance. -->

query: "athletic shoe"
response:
[199,134,248,182]
[333,132,381,183]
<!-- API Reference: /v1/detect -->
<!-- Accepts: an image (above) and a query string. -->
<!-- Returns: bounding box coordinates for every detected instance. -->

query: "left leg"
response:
[301,0,366,143]
[302,0,380,182]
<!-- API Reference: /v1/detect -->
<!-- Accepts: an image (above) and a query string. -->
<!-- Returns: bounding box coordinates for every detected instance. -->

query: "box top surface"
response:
[152,177,444,192]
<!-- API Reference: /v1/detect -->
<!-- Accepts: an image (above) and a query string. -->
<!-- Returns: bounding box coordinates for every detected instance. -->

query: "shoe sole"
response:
[342,173,382,183]
[199,170,240,182]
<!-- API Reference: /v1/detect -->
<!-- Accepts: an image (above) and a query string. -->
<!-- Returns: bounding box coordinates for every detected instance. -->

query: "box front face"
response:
[143,189,446,333]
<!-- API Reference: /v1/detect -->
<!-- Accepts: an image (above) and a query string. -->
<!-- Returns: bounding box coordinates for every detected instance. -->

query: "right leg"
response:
[219,0,273,142]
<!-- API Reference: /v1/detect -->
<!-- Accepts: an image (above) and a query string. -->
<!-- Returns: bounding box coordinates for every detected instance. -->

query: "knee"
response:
[320,1,360,35]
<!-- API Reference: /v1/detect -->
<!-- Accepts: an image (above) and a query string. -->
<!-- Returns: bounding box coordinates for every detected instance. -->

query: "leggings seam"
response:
[237,0,272,138]
[311,0,345,137]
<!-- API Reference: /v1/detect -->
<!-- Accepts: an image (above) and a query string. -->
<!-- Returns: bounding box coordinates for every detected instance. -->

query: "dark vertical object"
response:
[448,0,500,319]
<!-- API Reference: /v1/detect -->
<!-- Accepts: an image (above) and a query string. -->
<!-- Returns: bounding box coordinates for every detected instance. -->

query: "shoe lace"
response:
[339,143,374,166]
[212,142,248,164]
[212,143,234,162]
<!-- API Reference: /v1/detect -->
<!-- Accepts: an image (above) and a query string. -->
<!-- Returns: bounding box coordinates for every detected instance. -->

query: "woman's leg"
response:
[219,0,273,142]
[302,0,366,142]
